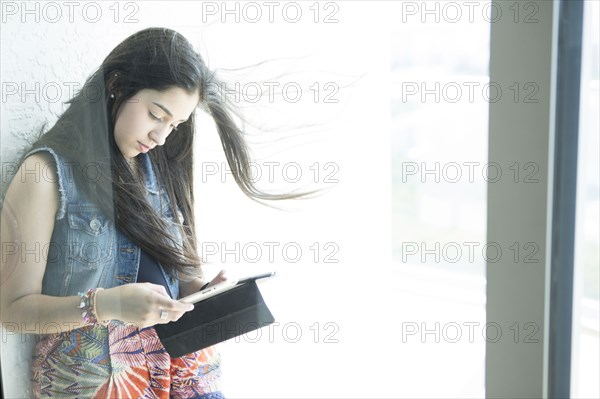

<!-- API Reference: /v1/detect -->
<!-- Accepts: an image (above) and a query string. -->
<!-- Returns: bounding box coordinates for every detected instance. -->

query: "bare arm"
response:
[1,154,193,334]
[0,153,77,333]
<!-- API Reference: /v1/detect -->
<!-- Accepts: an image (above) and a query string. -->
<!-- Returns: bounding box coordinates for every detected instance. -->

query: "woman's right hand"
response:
[96,283,194,329]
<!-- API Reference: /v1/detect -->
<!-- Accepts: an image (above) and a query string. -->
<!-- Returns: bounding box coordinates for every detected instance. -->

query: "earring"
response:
[110,93,115,99]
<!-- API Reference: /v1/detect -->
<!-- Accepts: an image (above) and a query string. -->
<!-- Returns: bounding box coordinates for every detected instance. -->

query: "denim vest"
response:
[24,147,180,299]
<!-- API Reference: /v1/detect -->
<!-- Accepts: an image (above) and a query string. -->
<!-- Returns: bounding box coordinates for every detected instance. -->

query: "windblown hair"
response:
[27,27,306,279]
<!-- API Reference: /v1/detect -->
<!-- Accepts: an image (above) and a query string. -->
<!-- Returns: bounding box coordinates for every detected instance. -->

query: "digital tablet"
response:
[179,279,239,304]
[179,272,276,304]
[237,271,277,285]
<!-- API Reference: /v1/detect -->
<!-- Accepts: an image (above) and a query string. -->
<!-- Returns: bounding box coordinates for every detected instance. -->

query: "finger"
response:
[170,310,187,322]
[155,310,186,325]
[157,298,194,313]
[155,305,190,324]
[211,270,228,284]
[175,312,190,322]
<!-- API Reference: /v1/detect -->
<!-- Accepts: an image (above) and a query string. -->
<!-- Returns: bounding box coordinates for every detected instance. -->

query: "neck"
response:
[126,157,139,178]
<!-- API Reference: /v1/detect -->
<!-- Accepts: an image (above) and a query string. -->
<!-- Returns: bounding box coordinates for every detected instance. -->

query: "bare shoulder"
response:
[4,152,60,220]
[1,152,61,312]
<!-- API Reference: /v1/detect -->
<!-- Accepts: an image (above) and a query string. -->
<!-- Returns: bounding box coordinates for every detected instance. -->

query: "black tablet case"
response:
[155,280,275,358]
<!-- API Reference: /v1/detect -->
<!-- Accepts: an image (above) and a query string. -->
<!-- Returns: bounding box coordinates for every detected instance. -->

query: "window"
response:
[200,1,491,396]
[571,1,600,397]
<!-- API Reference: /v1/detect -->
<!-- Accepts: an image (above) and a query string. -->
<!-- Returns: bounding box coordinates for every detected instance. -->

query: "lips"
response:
[138,141,151,153]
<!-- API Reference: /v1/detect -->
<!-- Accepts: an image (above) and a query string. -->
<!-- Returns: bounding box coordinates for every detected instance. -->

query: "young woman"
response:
[0,27,302,398]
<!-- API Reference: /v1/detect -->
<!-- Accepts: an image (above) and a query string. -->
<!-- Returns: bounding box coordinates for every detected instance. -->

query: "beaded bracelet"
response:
[78,288,109,327]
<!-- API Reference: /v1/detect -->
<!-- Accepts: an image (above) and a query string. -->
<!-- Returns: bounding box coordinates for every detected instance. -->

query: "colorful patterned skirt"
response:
[32,322,224,398]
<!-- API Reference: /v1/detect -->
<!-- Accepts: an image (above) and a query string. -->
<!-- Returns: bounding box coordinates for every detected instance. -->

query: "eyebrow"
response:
[152,102,189,122]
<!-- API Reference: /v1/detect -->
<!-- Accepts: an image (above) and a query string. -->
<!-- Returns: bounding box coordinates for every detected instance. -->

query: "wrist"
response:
[94,287,114,323]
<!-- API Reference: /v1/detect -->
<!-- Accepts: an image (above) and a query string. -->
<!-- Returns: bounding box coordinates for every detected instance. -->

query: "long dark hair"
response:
[29,27,309,279]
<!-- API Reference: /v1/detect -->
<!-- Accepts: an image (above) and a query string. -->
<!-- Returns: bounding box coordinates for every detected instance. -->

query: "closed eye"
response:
[149,112,179,131]
[149,111,163,122]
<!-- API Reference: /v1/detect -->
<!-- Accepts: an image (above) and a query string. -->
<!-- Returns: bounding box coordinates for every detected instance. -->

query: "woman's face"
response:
[113,87,200,159]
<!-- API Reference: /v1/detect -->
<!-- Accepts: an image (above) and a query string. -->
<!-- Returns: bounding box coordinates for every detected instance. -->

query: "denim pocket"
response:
[67,205,114,269]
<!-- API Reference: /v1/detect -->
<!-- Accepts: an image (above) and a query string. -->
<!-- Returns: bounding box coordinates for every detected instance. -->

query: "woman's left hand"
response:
[204,269,228,289]
[179,270,229,298]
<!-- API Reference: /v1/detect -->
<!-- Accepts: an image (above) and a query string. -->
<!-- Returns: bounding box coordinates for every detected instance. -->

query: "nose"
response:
[149,125,172,147]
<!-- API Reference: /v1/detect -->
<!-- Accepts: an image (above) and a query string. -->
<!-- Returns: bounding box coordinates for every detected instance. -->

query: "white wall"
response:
[1,6,145,397]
